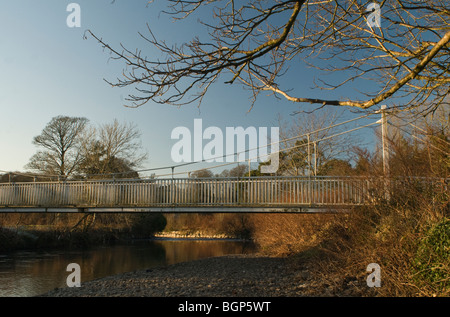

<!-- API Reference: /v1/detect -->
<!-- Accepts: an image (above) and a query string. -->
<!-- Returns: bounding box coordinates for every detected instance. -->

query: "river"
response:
[0,239,256,297]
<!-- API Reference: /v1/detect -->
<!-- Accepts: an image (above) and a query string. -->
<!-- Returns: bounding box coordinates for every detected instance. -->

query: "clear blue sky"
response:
[0,1,381,177]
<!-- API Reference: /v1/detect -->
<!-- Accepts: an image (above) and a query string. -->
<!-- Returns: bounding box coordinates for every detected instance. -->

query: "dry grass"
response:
[249,213,336,256]
[245,177,449,297]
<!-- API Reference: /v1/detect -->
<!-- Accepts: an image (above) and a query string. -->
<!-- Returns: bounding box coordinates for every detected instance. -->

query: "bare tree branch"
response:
[87,0,450,114]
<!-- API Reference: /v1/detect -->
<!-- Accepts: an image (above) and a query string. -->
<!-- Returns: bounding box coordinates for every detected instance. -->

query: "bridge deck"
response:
[0,176,375,213]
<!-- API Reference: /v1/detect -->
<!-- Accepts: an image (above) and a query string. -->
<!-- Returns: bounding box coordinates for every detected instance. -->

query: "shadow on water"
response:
[0,239,256,297]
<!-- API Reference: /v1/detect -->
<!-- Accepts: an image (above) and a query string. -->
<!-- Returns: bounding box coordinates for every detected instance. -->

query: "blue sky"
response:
[0,1,382,177]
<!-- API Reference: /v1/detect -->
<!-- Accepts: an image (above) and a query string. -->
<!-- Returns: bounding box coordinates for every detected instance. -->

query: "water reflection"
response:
[0,239,255,297]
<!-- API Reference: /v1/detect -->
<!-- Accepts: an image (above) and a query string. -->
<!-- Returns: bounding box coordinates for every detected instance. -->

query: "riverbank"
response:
[1,221,254,249]
[42,253,373,297]
[0,226,127,252]
[0,227,248,253]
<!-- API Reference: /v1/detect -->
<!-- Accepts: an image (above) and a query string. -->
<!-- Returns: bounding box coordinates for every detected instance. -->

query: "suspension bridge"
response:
[0,176,445,213]
[0,176,380,213]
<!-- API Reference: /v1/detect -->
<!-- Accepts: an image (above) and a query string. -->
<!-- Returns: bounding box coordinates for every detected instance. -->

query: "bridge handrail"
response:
[0,175,447,185]
[0,176,446,209]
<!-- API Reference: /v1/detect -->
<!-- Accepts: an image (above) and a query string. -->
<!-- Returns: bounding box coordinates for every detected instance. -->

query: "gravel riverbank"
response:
[42,254,369,297]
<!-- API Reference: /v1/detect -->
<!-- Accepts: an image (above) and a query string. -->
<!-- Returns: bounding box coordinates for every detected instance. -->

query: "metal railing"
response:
[0,176,375,209]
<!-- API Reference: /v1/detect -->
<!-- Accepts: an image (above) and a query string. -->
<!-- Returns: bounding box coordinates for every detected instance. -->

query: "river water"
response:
[0,239,256,297]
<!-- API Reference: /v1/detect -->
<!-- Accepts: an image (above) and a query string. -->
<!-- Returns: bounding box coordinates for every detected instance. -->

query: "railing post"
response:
[313,141,318,176]
[307,133,311,176]
[381,105,391,201]
[237,177,240,204]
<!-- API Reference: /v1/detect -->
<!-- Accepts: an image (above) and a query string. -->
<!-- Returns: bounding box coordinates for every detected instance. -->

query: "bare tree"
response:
[26,116,88,177]
[380,105,449,177]
[87,0,449,114]
[79,119,148,178]
[350,103,449,177]
[277,110,361,175]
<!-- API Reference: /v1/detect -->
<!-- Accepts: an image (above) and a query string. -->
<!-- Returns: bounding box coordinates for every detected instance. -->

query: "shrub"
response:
[220,214,253,239]
[130,213,167,237]
[412,218,450,294]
